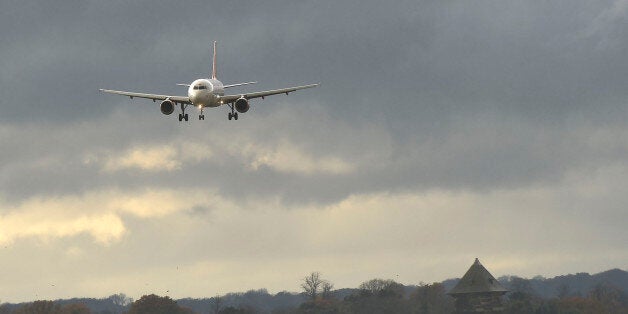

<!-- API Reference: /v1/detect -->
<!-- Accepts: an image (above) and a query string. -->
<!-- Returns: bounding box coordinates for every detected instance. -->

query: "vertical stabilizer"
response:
[211,41,217,79]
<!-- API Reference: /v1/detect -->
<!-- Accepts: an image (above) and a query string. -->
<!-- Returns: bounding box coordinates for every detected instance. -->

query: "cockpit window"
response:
[194,85,207,90]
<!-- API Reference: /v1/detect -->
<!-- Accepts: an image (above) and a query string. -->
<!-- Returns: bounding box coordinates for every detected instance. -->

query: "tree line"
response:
[1,270,627,313]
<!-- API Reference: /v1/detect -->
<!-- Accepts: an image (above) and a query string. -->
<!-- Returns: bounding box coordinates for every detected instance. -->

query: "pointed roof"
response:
[448,258,508,295]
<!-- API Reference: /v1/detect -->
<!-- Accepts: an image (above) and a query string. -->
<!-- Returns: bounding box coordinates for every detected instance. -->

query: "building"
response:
[448,258,508,313]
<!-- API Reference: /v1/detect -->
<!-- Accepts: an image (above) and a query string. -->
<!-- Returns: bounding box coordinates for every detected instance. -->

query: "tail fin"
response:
[211,41,217,79]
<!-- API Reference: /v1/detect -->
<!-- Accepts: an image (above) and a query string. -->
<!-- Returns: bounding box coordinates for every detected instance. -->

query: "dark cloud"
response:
[2,1,627,126]
[1,0,628,302]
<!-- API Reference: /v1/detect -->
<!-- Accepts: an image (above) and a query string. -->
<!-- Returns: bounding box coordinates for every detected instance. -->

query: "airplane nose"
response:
[190,93,201,105]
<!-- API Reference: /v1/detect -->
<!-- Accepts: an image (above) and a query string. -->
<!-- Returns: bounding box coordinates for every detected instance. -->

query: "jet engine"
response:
[160,99,175,115]
[235,97,250,113]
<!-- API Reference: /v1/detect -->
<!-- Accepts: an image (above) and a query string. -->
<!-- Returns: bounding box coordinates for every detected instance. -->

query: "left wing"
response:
[99,89,191,104]
[218,83,319,103]
[224,81,257,89]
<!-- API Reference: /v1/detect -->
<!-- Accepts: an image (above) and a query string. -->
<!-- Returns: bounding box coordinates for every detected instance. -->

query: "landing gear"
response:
[178,113,188,121]
[178,103,188,122]
[199,107,205,120]
[227,104,238,121]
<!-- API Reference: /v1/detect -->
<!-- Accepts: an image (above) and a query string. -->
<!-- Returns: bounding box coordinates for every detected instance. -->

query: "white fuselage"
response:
[188,78,225,108]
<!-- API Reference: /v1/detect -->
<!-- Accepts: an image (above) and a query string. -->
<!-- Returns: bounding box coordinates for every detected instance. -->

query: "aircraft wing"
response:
[99,89,191,104]
[219,83,319,103]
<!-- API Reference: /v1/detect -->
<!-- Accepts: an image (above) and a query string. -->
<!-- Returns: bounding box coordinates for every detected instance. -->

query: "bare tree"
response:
[301,272,335,301]
[109,293,133,307]
[301,272,325,300]
[322,281,334,300]
[211,294,222,314]
[359,279,396,294]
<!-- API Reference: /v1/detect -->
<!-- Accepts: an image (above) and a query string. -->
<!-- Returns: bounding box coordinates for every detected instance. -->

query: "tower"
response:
[448,258,508,313]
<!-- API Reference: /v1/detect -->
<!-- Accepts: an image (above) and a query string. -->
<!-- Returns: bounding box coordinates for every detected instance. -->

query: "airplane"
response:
[100,41,319,121]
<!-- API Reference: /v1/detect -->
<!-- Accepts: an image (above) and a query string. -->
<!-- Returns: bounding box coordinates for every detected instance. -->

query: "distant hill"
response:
[498,268,628,299]
[1,268,625,313]
[177,289,306,313]
[442,268,628,300]
[0,297,128,314]
[176,269,628,313]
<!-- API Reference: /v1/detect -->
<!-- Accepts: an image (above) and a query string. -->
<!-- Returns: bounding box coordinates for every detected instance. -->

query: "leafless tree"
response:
[301,272,325,300]
[322,281,334,300]
[301,272,335,301]
[359,279,396,294]
[211,294,222,314]
[109,293,133,307]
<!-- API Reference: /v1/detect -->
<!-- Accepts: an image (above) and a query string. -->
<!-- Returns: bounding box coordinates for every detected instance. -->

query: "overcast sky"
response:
[1,0,627,303]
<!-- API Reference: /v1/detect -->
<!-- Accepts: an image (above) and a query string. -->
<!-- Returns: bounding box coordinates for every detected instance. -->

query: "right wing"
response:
[218,83,319,103]
[99,89,191,104]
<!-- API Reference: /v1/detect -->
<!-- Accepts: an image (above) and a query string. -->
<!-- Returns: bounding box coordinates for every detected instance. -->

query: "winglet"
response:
[211,41,217,79]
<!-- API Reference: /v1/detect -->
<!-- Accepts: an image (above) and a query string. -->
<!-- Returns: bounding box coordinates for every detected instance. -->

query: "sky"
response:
[0,0,627,303]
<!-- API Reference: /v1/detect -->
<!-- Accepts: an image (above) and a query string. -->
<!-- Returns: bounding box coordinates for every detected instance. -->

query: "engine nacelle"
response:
[160,99,175,115]
[235,97,250,113]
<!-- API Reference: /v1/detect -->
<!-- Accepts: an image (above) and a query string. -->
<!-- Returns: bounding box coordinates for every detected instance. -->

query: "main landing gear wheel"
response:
[178,104,189,122]
[227,103,239,121]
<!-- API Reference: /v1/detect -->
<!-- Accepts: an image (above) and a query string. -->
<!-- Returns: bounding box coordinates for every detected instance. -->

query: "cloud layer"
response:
[1,0,627,303]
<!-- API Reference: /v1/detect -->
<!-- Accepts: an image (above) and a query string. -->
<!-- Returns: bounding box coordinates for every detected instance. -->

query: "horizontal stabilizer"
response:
[176,83,190,87]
